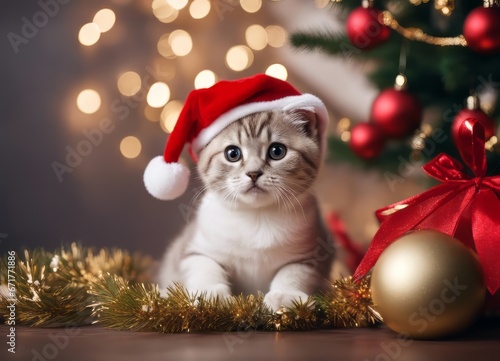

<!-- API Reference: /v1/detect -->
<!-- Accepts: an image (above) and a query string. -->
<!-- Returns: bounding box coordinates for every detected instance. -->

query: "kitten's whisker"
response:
[287,187,307,222]
[275,185,298,218]
[190,184,213,208]
[273,187,287,212]
[279,184,306,222]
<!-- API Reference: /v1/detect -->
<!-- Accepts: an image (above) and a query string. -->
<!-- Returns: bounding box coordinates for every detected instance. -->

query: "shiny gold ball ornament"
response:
[370,230,486,339]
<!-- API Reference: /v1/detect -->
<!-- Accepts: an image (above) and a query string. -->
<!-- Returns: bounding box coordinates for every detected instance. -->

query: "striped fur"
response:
[197,110,321,209]
[157,110,334,311]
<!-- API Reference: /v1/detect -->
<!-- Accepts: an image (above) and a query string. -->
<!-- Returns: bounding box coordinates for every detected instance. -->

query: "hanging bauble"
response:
[371,230,486,339]
[463,3,500,54]
[371,75,423,139]
[451,95,495,146]
[349,122,386,160]
[346,0,391,50]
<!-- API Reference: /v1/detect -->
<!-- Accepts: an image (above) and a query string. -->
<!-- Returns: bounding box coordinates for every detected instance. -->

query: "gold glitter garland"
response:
[0,244,378,332]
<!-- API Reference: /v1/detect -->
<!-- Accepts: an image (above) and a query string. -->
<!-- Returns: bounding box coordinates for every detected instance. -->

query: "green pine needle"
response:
[290,31,359,59]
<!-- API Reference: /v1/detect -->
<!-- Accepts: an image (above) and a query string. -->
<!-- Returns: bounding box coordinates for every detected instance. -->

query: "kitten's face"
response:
[197,110,321,209]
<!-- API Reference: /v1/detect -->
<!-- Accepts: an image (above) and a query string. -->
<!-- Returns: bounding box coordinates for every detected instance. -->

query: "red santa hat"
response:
[144,74,329,200]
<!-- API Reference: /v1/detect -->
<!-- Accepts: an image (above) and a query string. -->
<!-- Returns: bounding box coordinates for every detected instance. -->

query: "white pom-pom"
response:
[143,156,190,200]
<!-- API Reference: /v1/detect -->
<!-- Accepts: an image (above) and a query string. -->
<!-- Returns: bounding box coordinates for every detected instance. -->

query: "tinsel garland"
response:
[1,244,379,332]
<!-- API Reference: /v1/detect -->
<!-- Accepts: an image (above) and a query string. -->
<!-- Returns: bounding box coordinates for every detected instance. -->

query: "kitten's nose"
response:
[246,170,263,182]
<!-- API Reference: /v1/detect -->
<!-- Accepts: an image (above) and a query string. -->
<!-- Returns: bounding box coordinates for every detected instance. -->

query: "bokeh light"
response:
[265,63,288,80]
[194,70,217,89]
[167,0,188,10]
[117,71,142,97]
[189,0,211,19]
[144,106,161,122]
[168,30,193,57]
[225,45,254,71]
[245,24,267,51]
[160,100,184,133]
[120,136,142,159]
[152,0,179,23]
[76,89,101,114]
[157,34,176,59]
[147,82,170,108]
[240,0,262,13]
[315,0,331,8]
[93,9,116,33]
[78,23,101,46]
[151,58,176,80]
[266,25,287,47]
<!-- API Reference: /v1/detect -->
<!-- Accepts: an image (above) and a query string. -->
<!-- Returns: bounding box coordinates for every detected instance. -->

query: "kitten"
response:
[157,109,334,311]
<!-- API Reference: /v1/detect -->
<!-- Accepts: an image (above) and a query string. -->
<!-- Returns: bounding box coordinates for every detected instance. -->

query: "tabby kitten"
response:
[157,109,334,311]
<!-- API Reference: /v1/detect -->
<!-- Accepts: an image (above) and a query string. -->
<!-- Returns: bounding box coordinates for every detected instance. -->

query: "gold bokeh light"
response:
[117,71,142,97]
[78,23,101,46]
[168,30,193,57]
[315,0,331,9]
[240,0,262,13]
[266,25,287,48]
[194,70,217,89]
[120,136,142,159]
[76,89,101,114]
[157,34,176,59]
[152,0,179,23]
[147,82,170,108]
[144,106,161,122]
[189,0,211,19]
[265,63,288,81]
[245,24,267,51]
[225,45,254,72]
[93,9,116,33]
[160,100,184,133]
[167,0,188,10]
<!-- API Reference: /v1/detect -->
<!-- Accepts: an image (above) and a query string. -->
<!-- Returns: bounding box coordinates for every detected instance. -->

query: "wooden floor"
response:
[2,321,499,361]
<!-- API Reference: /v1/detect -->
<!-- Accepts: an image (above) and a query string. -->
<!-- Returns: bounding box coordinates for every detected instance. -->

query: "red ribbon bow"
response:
[353,119,500,294]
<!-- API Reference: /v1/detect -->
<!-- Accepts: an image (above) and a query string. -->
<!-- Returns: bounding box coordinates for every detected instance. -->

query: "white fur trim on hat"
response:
[143,156,190,200]
[190,93,328,158]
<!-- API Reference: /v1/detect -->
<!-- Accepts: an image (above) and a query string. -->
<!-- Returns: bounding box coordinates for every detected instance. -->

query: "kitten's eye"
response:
[268,143,287,160]
[224,146,242,162]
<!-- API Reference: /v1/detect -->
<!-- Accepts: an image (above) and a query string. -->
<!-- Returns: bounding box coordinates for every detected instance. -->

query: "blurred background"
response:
[1,0,498,260]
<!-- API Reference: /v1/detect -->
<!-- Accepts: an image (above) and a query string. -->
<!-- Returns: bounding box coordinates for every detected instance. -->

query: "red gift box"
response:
[354,118,500,294]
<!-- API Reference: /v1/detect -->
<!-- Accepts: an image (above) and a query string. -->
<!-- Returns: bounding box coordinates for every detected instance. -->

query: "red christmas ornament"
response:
[452,95,495,146]
[346,1,391,50]
[371,76,423,139]
[349,123,386,160]
[463,5,500,54]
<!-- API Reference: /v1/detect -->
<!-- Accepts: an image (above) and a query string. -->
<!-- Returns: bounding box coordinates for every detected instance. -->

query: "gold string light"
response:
[72,0,288,153]
[434,0,455,16]
[381,11,467,47]
[330,0,469,46]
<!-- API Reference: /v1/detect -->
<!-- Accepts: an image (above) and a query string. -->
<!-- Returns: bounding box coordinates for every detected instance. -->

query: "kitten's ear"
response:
[286,107,318,138]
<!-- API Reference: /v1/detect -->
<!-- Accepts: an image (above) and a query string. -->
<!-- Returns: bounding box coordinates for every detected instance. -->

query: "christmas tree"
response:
[291,0,500,173]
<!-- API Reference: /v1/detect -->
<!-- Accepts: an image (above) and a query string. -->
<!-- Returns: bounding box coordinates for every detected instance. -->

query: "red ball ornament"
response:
[346,3,391,50]
[464,6,500,54]
[349,123,386,160]
[371,88,423,139]
[451,96,495,146]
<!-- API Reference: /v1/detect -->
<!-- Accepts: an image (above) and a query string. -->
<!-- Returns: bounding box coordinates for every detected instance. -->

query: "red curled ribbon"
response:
[353,118,500,294]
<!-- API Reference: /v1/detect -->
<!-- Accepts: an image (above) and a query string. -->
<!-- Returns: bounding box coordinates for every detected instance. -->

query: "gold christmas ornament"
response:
[370,230,486,339]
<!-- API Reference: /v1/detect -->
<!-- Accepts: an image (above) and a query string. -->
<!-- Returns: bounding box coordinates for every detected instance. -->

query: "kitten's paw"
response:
[263,290,310,312]
[196,283,231,300]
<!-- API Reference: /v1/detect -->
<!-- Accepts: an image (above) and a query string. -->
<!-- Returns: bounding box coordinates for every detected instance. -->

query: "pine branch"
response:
[290,31,358,58]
